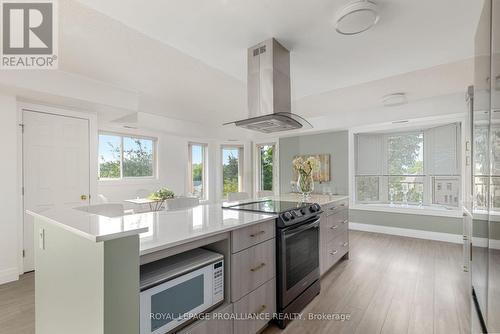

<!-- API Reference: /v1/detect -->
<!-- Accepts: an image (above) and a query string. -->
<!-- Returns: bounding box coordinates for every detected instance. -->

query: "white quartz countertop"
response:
[27,193,347,255]
[27,204,276,255]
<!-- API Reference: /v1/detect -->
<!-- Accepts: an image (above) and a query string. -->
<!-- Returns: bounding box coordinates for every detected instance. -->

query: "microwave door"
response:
[140,264,214,334]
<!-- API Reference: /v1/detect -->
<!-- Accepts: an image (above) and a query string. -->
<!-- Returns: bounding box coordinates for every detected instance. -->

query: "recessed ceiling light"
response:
[382,93,408,107]
[335,0,380,35]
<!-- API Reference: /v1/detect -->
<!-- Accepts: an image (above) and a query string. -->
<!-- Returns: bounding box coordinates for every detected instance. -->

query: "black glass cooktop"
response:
[223,200,311,214]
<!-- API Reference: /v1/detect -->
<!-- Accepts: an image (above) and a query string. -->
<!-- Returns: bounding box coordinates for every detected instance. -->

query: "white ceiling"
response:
[76,0,482,99]
[12,0,480,127]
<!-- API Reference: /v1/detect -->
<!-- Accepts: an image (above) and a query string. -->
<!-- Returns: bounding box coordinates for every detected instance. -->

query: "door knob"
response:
[80,194,88,201]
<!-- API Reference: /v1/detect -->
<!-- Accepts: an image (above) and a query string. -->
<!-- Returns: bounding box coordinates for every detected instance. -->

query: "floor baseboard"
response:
[0,267,19,285]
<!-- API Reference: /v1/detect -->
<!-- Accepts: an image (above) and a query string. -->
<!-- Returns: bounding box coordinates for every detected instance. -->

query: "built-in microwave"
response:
[140,248,224,334]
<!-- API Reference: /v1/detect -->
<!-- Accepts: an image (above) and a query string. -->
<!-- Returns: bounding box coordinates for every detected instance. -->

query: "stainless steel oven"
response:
[222,199,322,329]
[276,215,320,328]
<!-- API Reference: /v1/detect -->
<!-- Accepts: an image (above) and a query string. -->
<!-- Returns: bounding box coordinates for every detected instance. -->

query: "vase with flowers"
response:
[292,156,320,200]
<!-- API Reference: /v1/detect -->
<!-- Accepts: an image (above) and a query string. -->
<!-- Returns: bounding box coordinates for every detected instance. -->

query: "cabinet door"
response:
[233,279,276,334]
[231,239,276,302]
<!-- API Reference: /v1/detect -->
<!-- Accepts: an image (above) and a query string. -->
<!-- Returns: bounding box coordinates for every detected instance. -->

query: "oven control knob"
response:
[300,208,306,215]
[309,206,316,213]
[283,212,293,221]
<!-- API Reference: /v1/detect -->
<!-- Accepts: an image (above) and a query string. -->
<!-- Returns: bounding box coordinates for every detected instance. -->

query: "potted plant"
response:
[148,187,175,211]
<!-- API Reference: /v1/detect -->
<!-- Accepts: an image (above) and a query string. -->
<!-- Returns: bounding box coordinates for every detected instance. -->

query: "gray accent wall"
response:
[350,209,463,235]
[279,131,349,195]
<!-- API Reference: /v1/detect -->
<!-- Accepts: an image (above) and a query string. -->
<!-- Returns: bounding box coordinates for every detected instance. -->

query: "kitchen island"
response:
[27,194,348,334]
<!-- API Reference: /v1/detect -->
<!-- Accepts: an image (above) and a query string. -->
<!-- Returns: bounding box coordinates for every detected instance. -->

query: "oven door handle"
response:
[284,219,320,239]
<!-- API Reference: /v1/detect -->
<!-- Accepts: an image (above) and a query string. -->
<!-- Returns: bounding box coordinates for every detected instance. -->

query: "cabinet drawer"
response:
[179,304,233,334]
[233,279,276,334]
[231,239,276,302]
[324,211,348,241]
[324,201,348,216]
[231,220,275,253]
[325,232,349,268]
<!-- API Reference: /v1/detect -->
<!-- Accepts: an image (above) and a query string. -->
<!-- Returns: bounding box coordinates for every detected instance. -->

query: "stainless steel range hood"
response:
[225,38,311,133]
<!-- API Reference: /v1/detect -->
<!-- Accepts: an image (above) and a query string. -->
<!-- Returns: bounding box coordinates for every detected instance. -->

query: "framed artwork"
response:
[292,154,331,182]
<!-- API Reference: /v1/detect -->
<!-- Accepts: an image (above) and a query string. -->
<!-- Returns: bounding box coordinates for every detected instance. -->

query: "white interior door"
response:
[23,110,90,272]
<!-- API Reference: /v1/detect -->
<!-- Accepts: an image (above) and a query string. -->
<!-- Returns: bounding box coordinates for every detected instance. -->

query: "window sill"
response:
[98,178,159,186]
[472,209,500,222]
[351,203,463,218]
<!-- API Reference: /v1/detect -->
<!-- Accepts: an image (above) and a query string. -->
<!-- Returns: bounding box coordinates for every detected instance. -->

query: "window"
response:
[188,143,207,199]
[387,133,424,204]
[355,176,379,202]
[354,123,461,208]
[257,144,275,192]
[98,133,156,180]
[474,125,500,210]
[222,146,243,197]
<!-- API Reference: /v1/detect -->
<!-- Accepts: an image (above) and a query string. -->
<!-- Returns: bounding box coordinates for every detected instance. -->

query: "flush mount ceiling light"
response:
[335,0,379,35]
[382,93,408,107]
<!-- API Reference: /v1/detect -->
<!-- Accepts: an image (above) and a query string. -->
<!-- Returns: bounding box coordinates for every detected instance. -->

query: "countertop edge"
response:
[139,214,277,255]
[26,210,148,243]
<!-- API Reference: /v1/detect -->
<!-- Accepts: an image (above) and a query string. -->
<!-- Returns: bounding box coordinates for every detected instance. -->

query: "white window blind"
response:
[354,123,461,208]
[425,123,460,175]
[356,134,384,175]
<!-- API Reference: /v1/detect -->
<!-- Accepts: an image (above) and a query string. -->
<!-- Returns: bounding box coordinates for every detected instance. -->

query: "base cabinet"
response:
[233,279,276,334]
[179,304,233,334]
[320,200,349,275]
[230,220,276,334]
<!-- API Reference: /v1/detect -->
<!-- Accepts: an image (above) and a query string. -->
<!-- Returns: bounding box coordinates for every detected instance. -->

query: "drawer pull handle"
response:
[250,230,266,238]
[330,225,338,230]
[342,220,348,224]
[254,304,267,315]
[343,242,349,247]
[250,263,266,272]
[330,250,338,255]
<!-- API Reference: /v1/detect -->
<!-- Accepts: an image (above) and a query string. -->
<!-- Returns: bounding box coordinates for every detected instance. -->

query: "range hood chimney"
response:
[225,38,311,133]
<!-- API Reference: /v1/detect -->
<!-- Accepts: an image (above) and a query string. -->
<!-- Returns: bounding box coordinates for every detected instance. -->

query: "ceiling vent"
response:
[382,93,408,107]
[335,0,379,35]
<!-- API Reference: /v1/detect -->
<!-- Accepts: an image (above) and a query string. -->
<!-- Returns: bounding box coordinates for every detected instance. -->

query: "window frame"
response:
[255,142,277,193]
[349,117,464,217]
[188,142,208,200]
[98,131,158,181]
[221,145,244,198]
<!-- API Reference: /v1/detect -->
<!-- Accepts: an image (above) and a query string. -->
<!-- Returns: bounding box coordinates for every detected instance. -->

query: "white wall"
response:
[0,93,20,284]
[96,125,254,207]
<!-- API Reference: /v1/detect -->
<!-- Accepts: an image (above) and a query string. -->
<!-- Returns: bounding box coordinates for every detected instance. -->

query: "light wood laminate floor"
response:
[263,230,470,334]
[0,231,470,334]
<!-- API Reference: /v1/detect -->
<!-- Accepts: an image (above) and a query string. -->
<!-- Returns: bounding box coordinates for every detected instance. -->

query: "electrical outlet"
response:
[39,228,45,250]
